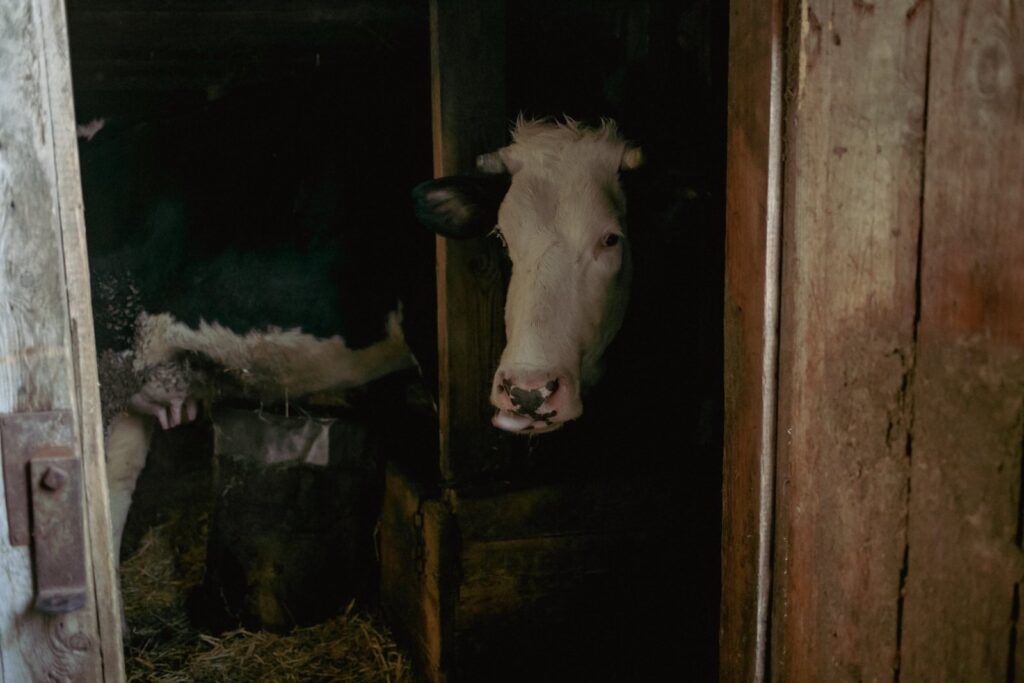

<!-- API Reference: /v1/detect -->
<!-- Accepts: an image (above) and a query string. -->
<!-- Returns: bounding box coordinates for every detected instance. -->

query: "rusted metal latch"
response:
[1,411,88,613]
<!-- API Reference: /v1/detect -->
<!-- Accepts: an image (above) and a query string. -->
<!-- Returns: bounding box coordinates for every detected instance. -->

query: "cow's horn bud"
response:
[620,145,645,171]
[476,153,508,174]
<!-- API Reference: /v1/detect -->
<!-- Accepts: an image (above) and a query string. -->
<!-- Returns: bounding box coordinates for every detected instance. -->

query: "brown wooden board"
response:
[0,0,122,678]
[379,464,456,683]
[721,0,784,679]
[900,1,1024,679]
[41,0,126,671]
[430,0,521,485]
[769,1,931,680]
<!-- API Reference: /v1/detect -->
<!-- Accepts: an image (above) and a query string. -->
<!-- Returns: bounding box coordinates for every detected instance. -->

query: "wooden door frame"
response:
[721,0,785,680]
[0,0,124,680]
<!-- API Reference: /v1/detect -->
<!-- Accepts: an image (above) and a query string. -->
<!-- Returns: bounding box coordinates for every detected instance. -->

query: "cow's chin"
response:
[492,410,566,435]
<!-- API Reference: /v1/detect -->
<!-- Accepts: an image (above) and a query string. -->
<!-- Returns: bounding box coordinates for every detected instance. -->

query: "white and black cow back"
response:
[83,81,432,558]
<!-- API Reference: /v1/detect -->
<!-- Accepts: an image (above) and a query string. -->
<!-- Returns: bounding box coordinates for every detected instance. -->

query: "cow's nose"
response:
[501,376,560,416]
[491,370,579,432]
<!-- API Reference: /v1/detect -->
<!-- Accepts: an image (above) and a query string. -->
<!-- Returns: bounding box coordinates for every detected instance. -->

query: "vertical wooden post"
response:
[39,0,125,676]
[901,2,1024,679]
[430,0,509,485]
[770,1,930,680]
[0,0,124,680]
[380,4,508,680]
[721,0,784,679]
[770,2,933,679]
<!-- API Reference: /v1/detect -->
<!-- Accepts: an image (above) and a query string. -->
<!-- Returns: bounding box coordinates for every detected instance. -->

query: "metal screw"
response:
[41,466,67,492]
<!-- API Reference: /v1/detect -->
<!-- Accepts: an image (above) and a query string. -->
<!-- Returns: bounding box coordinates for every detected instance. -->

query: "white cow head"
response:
[414,118,643,434]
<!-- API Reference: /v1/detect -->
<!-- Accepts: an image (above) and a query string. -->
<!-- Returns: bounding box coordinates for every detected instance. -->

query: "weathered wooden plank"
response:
[430,0,513,485]
[900,1,1024,679]
[720,0,784,679]
[379,464,456,683]
[0,0,107,680]
[38,0,125,676]
[770,2,931,680]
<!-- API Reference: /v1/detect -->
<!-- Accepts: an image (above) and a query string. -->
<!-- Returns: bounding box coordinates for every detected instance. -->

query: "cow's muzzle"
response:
[490,369,581,434]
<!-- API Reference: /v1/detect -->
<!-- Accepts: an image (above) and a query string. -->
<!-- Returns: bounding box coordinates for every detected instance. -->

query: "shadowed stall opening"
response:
[67,0,727,681]
[68,1,436,679]
[387,1,727,681]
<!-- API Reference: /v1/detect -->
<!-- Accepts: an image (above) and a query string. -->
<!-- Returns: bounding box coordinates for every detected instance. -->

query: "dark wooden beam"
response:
[430,0,511,485]
[720,0,784,679]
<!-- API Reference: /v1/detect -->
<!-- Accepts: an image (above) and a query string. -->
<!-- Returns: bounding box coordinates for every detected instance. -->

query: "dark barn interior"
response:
[67,0,726,680]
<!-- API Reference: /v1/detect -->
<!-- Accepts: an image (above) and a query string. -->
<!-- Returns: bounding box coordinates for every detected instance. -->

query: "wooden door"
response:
[0,0,124,680]
[724,1,1024,680]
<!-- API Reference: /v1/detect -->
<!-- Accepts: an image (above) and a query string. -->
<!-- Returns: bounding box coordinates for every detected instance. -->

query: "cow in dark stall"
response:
[410,2,725,674]
[79,85,433,568]
[412,112,722,679]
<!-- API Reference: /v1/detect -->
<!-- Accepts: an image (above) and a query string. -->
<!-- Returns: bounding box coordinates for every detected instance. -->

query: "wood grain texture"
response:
[379,465,456,683]
[0,0,107,679]
[721,0,783,679]
[430,0,514,485]
[900,1,1024,679]
[38,0,125,676]
[770,1,930,680]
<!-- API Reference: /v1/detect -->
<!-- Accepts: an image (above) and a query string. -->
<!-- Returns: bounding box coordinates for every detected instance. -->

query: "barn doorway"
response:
[70,2,436,679]
[68,1,727,680]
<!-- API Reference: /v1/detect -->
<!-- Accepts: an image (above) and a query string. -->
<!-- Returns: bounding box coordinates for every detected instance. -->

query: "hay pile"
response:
[121,518,413,682]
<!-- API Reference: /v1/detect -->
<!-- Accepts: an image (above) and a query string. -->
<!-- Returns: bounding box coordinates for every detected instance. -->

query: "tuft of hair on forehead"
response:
[505,116,627,171]
[510,115,624,145]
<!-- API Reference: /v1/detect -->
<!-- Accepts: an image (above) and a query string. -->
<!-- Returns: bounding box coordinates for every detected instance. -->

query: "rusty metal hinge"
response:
[1,411,88,613]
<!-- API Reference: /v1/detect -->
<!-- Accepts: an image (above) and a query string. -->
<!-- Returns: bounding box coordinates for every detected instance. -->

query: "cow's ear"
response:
[412,175,511,240]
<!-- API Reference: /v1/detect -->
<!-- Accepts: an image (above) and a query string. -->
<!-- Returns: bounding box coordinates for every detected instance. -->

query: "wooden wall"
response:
[0,0,122,679]
[901,2,1024,678]
[725,0,1024,679]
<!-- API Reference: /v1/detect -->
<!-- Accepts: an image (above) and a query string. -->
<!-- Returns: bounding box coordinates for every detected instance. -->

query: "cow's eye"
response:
[601,233,622,248]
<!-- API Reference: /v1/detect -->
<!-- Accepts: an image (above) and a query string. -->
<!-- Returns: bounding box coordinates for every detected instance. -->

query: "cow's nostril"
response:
[494,372,567,423]
[509,386,546,414]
